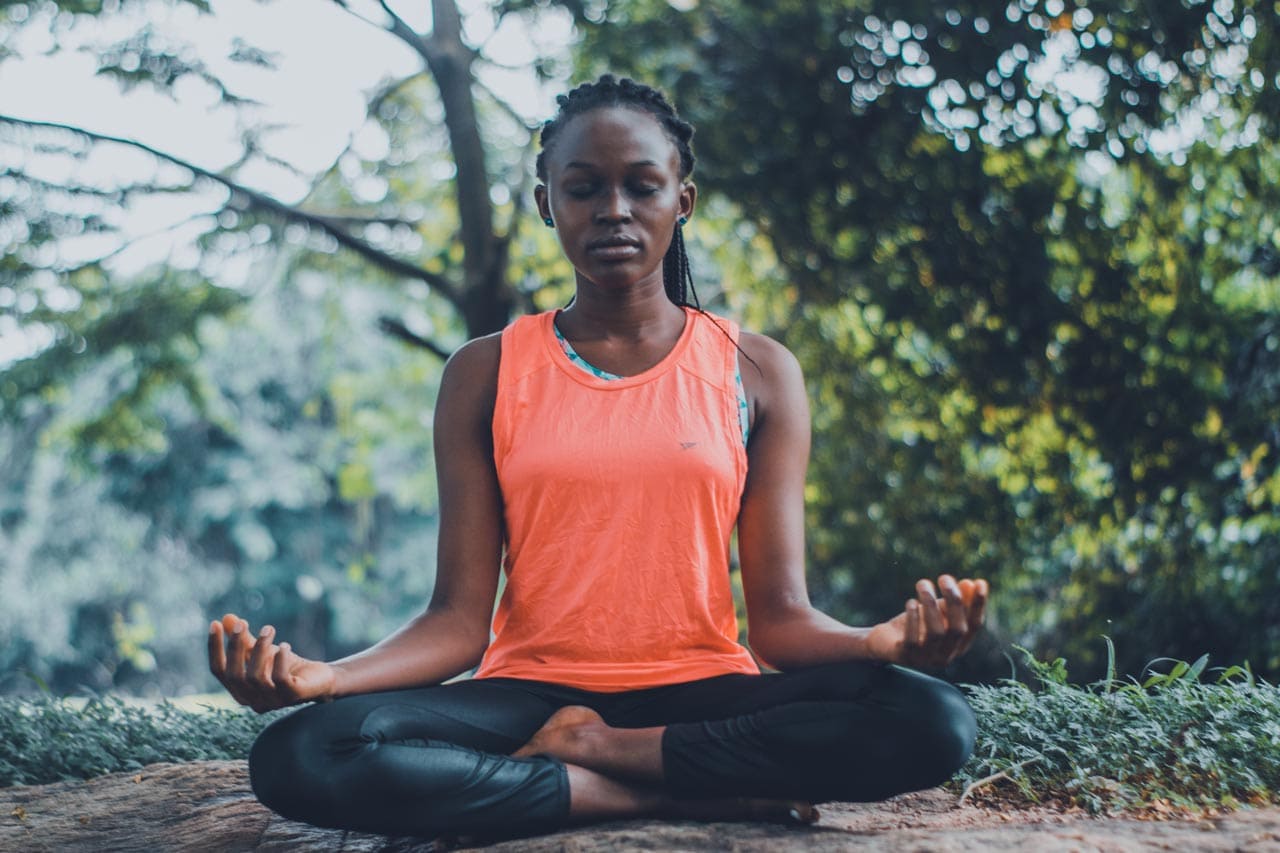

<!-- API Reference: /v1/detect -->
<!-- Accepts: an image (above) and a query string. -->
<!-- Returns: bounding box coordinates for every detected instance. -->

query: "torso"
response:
[473,307,761,690]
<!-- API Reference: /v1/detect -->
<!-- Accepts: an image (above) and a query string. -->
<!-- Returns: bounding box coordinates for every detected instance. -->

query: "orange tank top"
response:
[473,307,761,691]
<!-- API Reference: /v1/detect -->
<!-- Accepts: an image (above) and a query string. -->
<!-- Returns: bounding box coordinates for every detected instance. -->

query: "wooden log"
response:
[4,760,1278,852]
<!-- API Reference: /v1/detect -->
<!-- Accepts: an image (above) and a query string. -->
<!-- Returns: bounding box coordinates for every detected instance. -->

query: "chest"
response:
[496,371,743,498]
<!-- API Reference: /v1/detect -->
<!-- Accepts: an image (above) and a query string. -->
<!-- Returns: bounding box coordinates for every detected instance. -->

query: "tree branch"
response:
[55,210,217,276]
[1,114,463,305]
[308,212,423,229]
[328,0,432,65]
[367,70,429,116]
[377,0,422,44]
[376,315,453,360]
[326,0,389,34]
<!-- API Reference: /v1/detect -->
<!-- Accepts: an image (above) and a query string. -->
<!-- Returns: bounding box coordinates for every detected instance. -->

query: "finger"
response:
[904,600,922,648]
[968,578,990,633]
[916,579,946,637]
[938,575,968,637]
[272,642,294,694]
[958,579,976,608]
[209,619,256,708]
[227,618,253,680]
[956,579,990,656]
[221,613,240,635]
[208,620,227,677]
[247,625,277,688]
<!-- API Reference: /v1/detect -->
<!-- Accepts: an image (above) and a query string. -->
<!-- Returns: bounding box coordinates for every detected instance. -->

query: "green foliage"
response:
[0,697,277,787]
[573,0,1280,681]
[956,646,1280,812]
[2,645,1275,820]
[0,266,443,695]
[3,0,1280,699]
[0,0,556,696]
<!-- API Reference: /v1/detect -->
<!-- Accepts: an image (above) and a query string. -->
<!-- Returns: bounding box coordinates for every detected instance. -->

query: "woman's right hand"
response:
[208,613,337,713]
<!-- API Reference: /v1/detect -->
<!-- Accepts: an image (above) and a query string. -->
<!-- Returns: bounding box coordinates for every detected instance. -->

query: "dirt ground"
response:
[2,761,1278,852]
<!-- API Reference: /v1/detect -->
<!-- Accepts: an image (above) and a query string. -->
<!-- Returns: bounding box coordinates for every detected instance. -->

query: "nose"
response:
[594,187,631,223]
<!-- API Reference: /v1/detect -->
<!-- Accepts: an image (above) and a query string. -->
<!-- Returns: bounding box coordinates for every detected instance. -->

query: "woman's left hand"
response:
[864,575,989,669]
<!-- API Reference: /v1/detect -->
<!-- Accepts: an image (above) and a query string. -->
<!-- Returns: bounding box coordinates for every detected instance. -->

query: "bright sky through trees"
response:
[0,0,571,363]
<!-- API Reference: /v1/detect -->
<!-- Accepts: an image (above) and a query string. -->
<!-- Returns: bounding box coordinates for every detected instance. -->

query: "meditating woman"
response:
[208,74,989,839]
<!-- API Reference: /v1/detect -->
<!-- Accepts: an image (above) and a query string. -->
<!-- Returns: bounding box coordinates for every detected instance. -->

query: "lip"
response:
[586,234,642,250]
[586,235,642,261]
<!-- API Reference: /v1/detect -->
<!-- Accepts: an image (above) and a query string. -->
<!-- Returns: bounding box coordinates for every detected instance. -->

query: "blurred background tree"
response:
[0,0,575,693]
[570,0,1280,680]
[1,0,1276,693]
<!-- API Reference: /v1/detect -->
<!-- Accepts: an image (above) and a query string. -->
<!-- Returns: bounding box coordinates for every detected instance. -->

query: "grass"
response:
[951,642,1280,814]
[2,644,1277,818]
[0,695,282,786]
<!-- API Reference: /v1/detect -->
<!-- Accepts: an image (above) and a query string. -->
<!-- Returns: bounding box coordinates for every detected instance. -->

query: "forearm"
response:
[328,605,488,698]
[748,605,878,671]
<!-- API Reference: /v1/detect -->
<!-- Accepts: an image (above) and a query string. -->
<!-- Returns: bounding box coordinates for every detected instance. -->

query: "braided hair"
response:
[537,74,700,309]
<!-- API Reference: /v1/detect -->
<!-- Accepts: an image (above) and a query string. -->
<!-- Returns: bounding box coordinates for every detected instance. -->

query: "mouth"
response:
[586,235,642,260]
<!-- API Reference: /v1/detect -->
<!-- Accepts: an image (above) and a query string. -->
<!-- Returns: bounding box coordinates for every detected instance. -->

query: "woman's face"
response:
[536,106,696,292]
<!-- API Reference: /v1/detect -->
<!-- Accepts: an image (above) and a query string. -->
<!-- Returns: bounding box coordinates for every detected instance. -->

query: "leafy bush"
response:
[4,646,1278,818]
[954,644,1280,813]
[0,697,281,787]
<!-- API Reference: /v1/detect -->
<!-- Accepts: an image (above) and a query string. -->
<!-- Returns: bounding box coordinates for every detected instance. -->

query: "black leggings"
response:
[249,661,975,838]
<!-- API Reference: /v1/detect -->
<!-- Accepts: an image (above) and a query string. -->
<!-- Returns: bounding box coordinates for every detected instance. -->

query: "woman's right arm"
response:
[209,334,505,711]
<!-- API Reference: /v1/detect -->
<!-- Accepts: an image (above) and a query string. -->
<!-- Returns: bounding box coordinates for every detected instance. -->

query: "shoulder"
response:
[731,330,808,437]
[437,332,502,429]
[738,331,801,375]
[739,331,805,394]
[444,330,502,379]
[442,327,496,368]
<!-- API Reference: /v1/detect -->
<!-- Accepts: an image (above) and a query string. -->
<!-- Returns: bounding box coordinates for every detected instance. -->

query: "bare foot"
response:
[512,705,606,760]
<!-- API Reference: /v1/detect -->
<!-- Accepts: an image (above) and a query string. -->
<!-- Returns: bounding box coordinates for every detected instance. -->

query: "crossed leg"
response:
[514,706,818,824]
[248,661,973,839]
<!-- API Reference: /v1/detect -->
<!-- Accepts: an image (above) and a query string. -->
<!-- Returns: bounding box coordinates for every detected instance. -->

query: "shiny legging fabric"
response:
[249,660,975,839]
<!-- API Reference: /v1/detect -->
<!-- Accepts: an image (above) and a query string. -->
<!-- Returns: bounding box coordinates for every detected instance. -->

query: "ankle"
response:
[557,717,605,765]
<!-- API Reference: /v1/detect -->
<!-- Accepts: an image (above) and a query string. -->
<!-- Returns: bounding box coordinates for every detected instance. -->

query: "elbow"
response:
[464,634,489,668]
[745,603,819,671]
[449,622,489,669]
[416,603,491,670]
[746,637,798,672]
[745,625,796,671]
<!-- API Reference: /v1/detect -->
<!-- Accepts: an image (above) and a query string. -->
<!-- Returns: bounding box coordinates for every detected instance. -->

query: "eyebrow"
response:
[564,160,661,170]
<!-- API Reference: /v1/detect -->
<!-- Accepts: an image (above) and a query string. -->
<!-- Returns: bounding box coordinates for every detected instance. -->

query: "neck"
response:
[561,274,686,341]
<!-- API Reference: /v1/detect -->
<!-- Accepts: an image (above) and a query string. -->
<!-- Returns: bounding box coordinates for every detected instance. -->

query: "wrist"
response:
[843,624,875,656]
[325,661,350,700]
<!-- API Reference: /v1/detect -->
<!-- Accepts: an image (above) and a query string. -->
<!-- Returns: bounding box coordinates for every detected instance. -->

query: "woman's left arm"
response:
[736,332,987,672]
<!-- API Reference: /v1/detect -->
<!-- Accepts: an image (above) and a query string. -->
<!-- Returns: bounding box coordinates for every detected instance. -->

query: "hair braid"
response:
[662,220,700,310]
[537,74,700,309]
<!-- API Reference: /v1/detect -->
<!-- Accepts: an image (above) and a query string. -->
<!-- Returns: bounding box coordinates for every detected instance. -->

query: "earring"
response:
[678,216,688,226]
[543,217,554,228]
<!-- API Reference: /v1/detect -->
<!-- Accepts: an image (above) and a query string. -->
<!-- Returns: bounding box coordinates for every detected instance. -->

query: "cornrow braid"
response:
[537,74,700,309]
[663,220,698,310]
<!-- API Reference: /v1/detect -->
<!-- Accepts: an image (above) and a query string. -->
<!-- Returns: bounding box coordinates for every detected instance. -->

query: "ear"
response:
[678,181,697,222]
[535,184,552,221]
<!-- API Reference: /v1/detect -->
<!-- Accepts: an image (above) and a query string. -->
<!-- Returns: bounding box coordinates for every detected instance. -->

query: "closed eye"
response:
[563,180,662,200]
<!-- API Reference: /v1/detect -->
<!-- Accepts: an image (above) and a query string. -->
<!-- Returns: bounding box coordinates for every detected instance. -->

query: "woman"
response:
[208,75,989,840]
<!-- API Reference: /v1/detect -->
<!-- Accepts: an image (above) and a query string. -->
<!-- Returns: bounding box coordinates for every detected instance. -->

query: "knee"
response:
[921,677,977,776]
[894,667,977,783]
[249,711,327,821]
